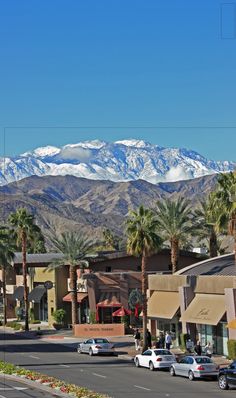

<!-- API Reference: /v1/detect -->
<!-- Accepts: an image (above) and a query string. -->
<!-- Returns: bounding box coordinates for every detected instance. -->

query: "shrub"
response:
[31,320,41,324]
[13,323,22,331]
[89,311,97,324]
[6,321,18,328]
[227,339,236,359]
[52,309,66,324]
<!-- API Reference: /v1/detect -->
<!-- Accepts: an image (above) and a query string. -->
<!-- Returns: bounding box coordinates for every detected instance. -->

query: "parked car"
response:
[134,349,176,371]
[218,360,236,390]
[77,338,115,356]
[170,356,218,380]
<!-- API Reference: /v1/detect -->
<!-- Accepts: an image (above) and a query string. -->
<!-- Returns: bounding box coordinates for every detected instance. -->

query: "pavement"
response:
[0,324,231,367]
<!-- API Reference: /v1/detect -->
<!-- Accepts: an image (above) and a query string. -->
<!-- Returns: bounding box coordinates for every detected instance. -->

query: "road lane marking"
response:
[0,394,6,398]
[92,373,107,378]
[59,364,70,368]
[0,387,28,391]
[134,385,151,391]
[29,355,40,359]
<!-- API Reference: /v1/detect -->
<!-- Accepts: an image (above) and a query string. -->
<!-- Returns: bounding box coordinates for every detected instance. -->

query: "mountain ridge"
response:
[1,139,235,186]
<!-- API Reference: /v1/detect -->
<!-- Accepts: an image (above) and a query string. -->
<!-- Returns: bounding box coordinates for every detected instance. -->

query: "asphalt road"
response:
[0,377,58,398]
[0,331,235,398]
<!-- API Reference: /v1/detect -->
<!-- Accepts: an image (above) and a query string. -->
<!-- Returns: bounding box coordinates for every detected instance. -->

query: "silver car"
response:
[135,349,176,371]
[77,338,115,356]
[170,355,219,381]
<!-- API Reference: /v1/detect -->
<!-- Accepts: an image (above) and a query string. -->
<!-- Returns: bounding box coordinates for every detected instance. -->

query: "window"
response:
[142,350,152,356]
[187,357,194,365]
[137,265,141,271]
[105,266,111,272]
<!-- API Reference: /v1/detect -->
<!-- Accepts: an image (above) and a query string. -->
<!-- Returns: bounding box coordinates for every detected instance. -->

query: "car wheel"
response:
[170,366,175,376]
[77,346,82,354]
[188,370,195,381]
[135,358,140,368]
[149,361,155,371]
[89,348,93,356]
[218,375,229,390]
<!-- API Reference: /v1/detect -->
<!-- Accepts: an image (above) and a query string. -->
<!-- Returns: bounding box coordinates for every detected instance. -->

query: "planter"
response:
[52,323,64,330]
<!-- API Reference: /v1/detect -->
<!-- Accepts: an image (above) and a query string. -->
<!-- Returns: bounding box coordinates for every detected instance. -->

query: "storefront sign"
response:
[73,323,125,337]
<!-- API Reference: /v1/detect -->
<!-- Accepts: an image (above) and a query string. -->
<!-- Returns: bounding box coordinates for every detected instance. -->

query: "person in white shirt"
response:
[165,331,172,350]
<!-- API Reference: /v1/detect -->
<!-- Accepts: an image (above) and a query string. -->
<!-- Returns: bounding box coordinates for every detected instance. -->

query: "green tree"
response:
[8,208,41,331]
[102,229,120,250]
[48,231,97,326]
[126,205,162,351]
[214,172,236,262]
[0,228,15,325]
[155,198,193,273]
[194,193,226,257]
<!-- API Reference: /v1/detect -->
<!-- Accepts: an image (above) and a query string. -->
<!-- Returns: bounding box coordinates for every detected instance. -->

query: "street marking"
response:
[59,364,70,368]
[92,373,107,378]
[0,387,28,391]
[29,355,40,359]
[0,394,7,398]
[134,385,151,391]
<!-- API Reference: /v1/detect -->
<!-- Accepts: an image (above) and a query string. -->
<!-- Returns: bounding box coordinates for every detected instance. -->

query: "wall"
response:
[74,323,125,337]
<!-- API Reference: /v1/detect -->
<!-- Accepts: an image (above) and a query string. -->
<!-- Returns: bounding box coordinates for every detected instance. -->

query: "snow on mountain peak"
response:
[1,139,235,186]
[114,139,151,148]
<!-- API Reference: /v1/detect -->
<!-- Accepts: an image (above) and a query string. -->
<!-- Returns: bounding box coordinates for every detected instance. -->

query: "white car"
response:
[77,338,115,356]
[134,349,176,371]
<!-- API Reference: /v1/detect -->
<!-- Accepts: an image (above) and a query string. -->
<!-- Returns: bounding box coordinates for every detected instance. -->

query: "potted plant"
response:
[52,309,66,330]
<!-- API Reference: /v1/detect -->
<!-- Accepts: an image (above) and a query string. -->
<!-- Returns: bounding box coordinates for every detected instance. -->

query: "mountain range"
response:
[0,139,235,186]
[0,173,219,241]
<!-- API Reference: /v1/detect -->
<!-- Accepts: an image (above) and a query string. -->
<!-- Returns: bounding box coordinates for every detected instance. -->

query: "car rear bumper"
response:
[155,361,176,369]
[194,371,218,378]
[93,349,115,355]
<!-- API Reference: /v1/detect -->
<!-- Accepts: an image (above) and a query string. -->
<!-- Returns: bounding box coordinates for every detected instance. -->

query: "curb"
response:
[0,373,71,398]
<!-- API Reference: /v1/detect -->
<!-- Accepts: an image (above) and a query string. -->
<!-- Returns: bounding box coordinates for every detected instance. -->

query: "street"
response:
[0,331,235,398]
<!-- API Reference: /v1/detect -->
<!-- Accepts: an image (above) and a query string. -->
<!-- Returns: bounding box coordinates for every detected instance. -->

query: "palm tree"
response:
[194,193,226,257]
[0,228,15,325]
[8,208,41,331]
[48,231,97,326]
[155,198,193,273]
[214,172,236,262]
[126,205,162,351]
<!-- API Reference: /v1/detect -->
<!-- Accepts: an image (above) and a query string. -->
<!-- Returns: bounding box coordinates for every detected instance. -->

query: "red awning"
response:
[63,292,88,303]
[97,292,121,307]
[112,306,131,317]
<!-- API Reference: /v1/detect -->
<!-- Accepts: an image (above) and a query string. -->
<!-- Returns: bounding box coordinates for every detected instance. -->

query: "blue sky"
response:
[0,0,236,160]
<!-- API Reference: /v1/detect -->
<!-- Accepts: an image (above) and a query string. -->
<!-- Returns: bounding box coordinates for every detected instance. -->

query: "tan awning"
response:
[180,294,226,325]
[63,292,88,303]
[148,291,180,319]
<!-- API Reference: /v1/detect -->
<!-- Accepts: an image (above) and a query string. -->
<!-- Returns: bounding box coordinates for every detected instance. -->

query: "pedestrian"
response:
[134,328,141,351]
[159,333,165,348]
[186,338,194,353]
[204,341,213,358]
[155,337,161,349]
[165,331,172,350]
[146,328,152,348]
[194,340,202,356]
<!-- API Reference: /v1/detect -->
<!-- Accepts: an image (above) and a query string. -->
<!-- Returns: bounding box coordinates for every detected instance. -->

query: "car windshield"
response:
[154,350,172,356]
[94,339,109,344]
[195,357,213,364]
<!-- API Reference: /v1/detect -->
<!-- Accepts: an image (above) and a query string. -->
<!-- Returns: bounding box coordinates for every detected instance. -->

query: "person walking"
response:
[204,341,213,358]
[194,340,202,356]
[134,328,141,351]
[146,328,152,348]
[159,333,165,348]
[165,331,172,350]
[186,338,194,353]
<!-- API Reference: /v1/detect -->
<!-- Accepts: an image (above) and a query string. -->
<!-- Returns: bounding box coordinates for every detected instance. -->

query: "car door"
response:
[140,350,152,367]
[227,361,236,385]
[185,356,194,377]
[176,357,188,376]
[84,339,93,353]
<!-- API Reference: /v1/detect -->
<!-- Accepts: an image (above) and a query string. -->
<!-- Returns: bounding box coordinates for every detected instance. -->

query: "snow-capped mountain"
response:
[0,139,235,186]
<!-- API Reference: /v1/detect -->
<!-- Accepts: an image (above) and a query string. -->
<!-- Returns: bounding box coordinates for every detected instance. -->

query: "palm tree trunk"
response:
[22,231,29,331]
[171,239,179,273]
[2,267,7,326]
[141,255,148,352]
[209,231,218,258]
[70,266,78,326]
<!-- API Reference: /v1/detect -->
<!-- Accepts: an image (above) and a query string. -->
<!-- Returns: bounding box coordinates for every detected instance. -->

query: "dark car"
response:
[218,360,236,390]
